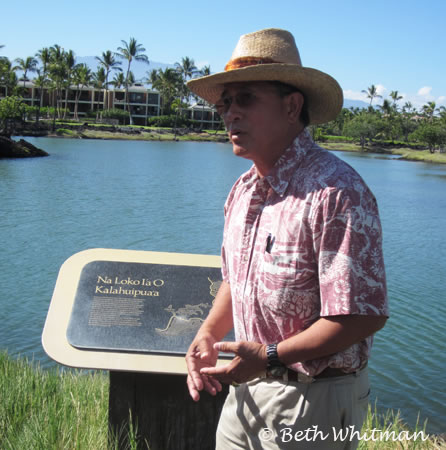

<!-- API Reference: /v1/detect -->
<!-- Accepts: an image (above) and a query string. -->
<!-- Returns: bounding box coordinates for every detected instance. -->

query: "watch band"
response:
[266,343,286,376]
[266,343,281,365]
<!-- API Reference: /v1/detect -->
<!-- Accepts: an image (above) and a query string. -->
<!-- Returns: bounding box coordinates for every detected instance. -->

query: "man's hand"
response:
[200,341,267,385]
[186,332,223,402]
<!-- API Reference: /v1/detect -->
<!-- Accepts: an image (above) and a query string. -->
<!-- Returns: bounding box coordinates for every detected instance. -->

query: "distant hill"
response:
[76,56,174,83]
[343,99,369,110]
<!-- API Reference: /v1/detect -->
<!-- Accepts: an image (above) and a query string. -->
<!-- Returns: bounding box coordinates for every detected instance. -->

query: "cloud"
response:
[375,84,387,96]
[437,96,446,106]
[417,86,432,96]
[343,89,367,101]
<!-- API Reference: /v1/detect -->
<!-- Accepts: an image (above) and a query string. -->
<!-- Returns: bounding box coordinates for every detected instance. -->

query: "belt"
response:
[262,363,367,384]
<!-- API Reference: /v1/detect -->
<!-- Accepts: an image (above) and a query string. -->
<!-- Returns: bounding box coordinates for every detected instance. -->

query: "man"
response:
[185,28,388,449]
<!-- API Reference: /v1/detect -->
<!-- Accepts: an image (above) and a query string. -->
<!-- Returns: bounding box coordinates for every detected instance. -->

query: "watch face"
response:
[269,365,287,377]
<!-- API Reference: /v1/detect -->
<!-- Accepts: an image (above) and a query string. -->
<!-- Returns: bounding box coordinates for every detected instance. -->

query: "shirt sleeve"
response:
[311,186,388,318]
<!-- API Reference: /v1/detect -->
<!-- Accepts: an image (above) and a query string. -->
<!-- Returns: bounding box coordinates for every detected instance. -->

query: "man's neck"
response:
[254,126,305,178]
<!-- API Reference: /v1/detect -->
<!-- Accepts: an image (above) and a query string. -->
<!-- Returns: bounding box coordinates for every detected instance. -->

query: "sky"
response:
[1,0,445,109]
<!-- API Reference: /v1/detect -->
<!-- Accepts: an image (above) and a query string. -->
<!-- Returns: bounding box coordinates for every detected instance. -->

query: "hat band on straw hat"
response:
[225,57,277,71]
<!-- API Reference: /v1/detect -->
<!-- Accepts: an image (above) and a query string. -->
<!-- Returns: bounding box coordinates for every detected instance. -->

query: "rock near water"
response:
[0,136,49,158]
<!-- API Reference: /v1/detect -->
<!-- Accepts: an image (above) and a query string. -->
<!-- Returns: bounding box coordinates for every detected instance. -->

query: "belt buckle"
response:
[297,372,315,384]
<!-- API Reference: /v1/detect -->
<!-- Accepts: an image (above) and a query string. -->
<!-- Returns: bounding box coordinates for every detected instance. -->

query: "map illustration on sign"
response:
[155,278,221,336]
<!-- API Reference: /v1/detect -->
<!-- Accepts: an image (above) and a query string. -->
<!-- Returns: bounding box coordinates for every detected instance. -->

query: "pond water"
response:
[0,137,445,434]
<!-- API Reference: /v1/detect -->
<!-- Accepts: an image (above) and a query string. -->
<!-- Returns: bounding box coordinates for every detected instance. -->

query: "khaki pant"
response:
[216,367,369,450]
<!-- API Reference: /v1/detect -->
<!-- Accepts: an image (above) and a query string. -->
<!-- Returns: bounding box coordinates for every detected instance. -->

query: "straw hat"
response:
[187,28,343,125]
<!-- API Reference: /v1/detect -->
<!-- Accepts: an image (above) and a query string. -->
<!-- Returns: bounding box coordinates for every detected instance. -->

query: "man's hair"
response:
[267,81,310,127]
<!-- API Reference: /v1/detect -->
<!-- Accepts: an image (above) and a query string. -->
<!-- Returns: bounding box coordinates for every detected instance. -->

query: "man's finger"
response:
[214,341,239,354]
[186,375,201,402]
[200,363,231,376]
[202,374,222,395]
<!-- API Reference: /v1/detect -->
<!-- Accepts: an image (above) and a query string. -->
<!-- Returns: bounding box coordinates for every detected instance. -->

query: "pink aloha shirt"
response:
[221,130,388,376]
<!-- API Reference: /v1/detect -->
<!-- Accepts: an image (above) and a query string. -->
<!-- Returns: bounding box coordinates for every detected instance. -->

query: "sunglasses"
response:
[215,91,258,116]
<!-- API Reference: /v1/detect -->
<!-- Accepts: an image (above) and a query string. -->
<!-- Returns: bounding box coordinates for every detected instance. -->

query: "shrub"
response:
[101,108,130,124]
[147,114,190,128]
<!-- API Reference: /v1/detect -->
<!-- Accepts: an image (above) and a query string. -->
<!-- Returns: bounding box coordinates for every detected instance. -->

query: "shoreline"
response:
[321,142,446,165]
[14,125,446,164]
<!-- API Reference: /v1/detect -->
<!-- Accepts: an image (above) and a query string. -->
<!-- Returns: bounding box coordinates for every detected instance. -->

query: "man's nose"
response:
[223,98,242,122]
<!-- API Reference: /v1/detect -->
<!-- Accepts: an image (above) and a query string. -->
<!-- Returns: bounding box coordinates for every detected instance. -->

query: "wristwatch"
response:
[266,343,287,377]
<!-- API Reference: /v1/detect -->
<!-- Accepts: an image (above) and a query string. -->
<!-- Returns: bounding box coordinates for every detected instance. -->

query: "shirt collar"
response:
[264,129,314,196]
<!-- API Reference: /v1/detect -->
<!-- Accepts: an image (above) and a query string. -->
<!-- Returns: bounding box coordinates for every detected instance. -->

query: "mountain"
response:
[343,99,369,110]
[76,56,174,83]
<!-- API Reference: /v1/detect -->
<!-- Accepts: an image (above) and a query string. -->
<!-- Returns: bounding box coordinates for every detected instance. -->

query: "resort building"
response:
[0,81,222,128]
[185,101,222,130]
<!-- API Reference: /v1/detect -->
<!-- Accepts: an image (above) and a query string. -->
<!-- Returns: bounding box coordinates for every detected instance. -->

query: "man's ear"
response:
[286,92,304,124]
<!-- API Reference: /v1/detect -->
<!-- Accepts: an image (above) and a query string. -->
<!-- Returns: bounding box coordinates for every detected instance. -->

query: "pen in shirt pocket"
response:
[265,233,274,253]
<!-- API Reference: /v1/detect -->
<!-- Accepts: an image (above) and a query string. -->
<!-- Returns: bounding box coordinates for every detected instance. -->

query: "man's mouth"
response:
[229,129,243,139]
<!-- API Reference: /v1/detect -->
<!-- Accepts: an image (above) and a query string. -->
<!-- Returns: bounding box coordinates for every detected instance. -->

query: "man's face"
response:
[216,82,292,166]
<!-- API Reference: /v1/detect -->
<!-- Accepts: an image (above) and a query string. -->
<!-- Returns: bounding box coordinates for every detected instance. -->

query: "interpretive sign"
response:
[67,260,232,355]
[42,249,233,373]
[43,249,232,450]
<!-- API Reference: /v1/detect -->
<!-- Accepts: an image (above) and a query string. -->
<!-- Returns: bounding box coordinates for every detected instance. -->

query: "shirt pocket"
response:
[259,248,319,326]
[261,244,316,291]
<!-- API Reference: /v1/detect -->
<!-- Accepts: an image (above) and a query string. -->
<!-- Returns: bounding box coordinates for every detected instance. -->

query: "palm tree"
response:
[389,90,403,111]
[422,101,437,121]
[126,71,135,86]
[36,47,51,111]
[400,101,418,142]
[362,84,382,106]
[146,68,158,89]
[173,57,198,136]
[33,70,47,121]
[175,56,198,100]
[96,50,122,110]
[63,50,76,119]
[151,68,181,115]
[48,45,68,122]
[379,99,393,116]
[92,67,107,117]
[115,38,149,124]
[14,56,38,91]
[438,106,446,122]
[0,58,18,95]
[111,71,126,89]
[402,101,415,115]
[72,64,92,121]
[196,65,213,130]
[199,65,211,77]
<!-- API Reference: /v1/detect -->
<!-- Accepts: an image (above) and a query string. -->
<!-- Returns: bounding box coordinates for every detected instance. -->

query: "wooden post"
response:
[109,371,229,450]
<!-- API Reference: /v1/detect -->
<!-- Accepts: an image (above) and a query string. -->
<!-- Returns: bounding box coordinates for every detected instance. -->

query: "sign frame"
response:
[42,248,228,374]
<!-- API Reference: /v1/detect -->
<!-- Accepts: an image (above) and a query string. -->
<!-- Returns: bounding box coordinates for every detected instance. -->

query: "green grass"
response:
[322,141,364,152]
[358,403,445,449]
[322,141,446,164]
[1,351,444,449]
[0,351,111,449]
[55,128,76,137]
[389,148,446,164]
